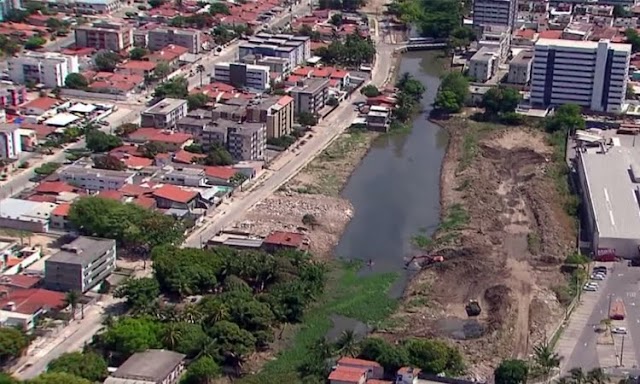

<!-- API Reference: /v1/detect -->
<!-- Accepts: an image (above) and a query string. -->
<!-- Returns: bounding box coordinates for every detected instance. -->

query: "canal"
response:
[334,50,450,293]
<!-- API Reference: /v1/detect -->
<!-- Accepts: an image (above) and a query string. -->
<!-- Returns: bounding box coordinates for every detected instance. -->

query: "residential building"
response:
[246,95,294,138]
[8,52,79,88]
[239,33,311,66]
[127,128,193,151]
[262,231,308,253]
[0,198,56,233]
[58,166,136,191]
[50,203,71,230]
[213,62,271,92]
[104,350,185,384]
[469,47,499,82]
[19,96,59,116]
[0,84,26,107]
[0,124,22,159]
[177,109,214,137]
[0,0,21,22]
[366,106,391,132]
[133,29,148,48]
[116,60,157,77]
[473,0,517,29]
[152,184,200,210]
[141,98,189,129]
[290,78,330,115]
[478,25,510,62]
[0,288,66,331]
[531,38,631,113]
[227,122,266,161]
[74,21,133,51]
[162,168,206,187]
[258,56,292,75]
[68,0,121,14]
[508,49,533,84]
[148,28,202,54]
[44,236,116,293]
[144,44,188,68]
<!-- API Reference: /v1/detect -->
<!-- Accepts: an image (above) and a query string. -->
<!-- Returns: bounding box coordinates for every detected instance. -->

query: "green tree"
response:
[532,341,561,379]
[545,104,585,133]
[162,322,184,350]
[481,86,522,117]
[187,93,210,111]
[361,84,380,97]
[170,322,211,358]
[149,0,166,7]
[34,162,61,176]
[330,13,343,26]
[154,76,188,98]
[209,2,230,15]
[230,172,248,186]
[114,123,139,137]
[359,337,409,374]
[418,0,462,38]
[336,330,359,357]
[181,356,221,384]
[129,47,148,60]
[494,359,529,384]
[85,129,122,152]
[94,51,122,72]
[47,352,108,382]
[141,141,168,158]
[626,28,640,52]
[433,89,460,114]
[0,328,29,364]
[196,64,206,88]
[93,155,125,171]
[0,373,17,384]
[24,36,46,50]
[297,112,317,126]
[64,73,88,89]
[202,145,234,166]
[206,320,256,369]
[114,277,160,312]
[404,338,463,375]
[28,372,91,384]
[101,317,162,357]
[64,290,80,319]
[614,4,630,17]
[154,61,172,81]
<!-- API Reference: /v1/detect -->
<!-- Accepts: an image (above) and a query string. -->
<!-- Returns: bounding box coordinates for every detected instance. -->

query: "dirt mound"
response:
[383,123,574,379]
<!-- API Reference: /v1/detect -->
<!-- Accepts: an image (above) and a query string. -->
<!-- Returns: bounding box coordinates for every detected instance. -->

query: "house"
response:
[152,184,199,210]
[104,349,186,384]
[50,203,71,230]
[328,366,367,384]
[337,358,384,379]
[58,166,136,191]
[204,166,236,185]
[117,60,157,77]
[0,198,57,233]
[141,98,188,129]
[19,97,59,116]
[262,231,308,253]
[127,128,193,152]
[0,288,66,331]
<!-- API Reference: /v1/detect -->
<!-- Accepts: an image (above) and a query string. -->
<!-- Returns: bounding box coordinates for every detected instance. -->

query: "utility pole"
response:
[620,334,626,366]
[608,294,613,315]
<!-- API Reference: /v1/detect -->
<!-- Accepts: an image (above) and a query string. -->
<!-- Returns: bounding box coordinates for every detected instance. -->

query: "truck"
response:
[609,299,626,320]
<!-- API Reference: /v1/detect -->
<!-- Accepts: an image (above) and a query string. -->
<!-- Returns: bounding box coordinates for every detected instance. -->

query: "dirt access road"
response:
[381,121,576,380]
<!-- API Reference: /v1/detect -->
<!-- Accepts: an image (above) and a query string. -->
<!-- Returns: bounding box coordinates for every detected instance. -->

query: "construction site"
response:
[380,122,577,379]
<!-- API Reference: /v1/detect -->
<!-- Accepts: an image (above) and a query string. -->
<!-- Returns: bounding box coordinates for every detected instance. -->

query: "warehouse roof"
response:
[109,349,185,383]
[580,146,640,240]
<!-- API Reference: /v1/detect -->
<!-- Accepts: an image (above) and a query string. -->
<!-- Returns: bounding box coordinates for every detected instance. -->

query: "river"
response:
[335,50,449,293]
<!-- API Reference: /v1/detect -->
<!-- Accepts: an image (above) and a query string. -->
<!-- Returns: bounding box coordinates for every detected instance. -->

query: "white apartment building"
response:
[0,124,21,160]
[239,33,311,67]
[531,38,631,113]
[141,98,188,129]
[213,62,271,92]
[469,47,499,82]
[8,52,79,88]
[473,0,517,29]
[58,166,136,191]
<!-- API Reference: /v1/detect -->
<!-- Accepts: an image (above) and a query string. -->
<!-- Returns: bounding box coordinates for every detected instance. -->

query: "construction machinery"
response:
[465,300,481,317]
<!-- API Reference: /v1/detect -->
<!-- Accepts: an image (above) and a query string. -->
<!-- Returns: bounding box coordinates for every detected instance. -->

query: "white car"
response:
[584,285,598,291]
[591,274,605,280]
[612,327,628,334]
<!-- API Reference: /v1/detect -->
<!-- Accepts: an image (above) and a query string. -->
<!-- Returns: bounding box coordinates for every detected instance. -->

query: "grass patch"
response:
[439,204,469,232]
[527,232,541,255]
[458,129,478,172]
[412,233,433,249]
[238,261,399,383]
[546,130,579,217]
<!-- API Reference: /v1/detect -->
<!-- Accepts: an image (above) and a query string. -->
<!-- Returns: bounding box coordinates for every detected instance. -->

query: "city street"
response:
[559,262,640,373]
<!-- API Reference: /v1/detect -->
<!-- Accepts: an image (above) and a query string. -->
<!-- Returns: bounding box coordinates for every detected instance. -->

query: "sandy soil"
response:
[380,120,576,380]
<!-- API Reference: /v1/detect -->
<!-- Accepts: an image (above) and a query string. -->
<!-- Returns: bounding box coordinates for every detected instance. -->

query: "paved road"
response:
[184,33,394,248]
[560,262,640,373]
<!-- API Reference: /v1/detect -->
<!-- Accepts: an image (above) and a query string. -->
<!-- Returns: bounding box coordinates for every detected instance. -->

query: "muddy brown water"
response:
[329,51,449,335]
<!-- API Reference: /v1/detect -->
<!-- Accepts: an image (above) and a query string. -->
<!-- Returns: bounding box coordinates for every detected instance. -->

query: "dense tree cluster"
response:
[64,73,89,90]
[97,247,325,372]
[318,0,365,10]
[315,33,375,67]
[394,73,426,122]
[68,196,184,252]
[93,154,125,171]
[187,93,210,110]
[153,76,189,99]
[388,0,462,38]
[85,129,122,153]
[626,28,640,52]
[480,86,522,124]
[433,72,469,114]
[94,51,123,72]
[0,328,29,365]
[47,351,108,382]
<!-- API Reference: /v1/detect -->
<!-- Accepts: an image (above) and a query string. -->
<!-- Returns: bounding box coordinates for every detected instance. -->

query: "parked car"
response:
[594,267,607,274]
[612,327,628,334]
[584,285,598,291]
[591,274,605,280]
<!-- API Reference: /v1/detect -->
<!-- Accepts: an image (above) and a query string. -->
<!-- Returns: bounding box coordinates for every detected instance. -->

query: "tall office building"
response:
[531,38,631,113]
[472,0,517,29]
[8,52,79,88]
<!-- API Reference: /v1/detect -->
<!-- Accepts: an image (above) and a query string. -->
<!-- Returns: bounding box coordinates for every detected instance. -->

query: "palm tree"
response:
[205,302,229,324]
[396,72,412,89]
[64,290,80,319]
[336,330,359,357]
[586,368,607,384]
[313,337,334,360]
[533,341,562,381]
[180,304,203,324]
[162,323,183,350]
[569,368,587,384]
[196,64,206,88]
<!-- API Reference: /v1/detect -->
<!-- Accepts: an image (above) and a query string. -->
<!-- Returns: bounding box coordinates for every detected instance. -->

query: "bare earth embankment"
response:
[242,131,379,257]
[379,119,576,380]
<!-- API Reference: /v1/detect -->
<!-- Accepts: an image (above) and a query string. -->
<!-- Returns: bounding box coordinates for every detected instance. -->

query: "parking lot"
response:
[560,261,640,373]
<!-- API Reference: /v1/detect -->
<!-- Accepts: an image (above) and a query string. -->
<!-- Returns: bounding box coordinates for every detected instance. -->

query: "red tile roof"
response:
[538,30,563,39]
[128,128,193,144]
[120,184,153,197]
[20,97,58,111]
[173,149,206,164]
[515,28,536,39]
[367,381,393,384]
[122,155,153,168]
[35,181,75,194]
[118,60,157,71]
[51,203,71,217]
[146,44,189,62]
[0,275,41,289]
[277,95,293,106]
[327,366,366,383]
[27,194,57,203]
[338,357,383,368]
[204,166,236,180]
[132,196,156,209]
[153,184,198,203]
[330,69,349,79]
[311,67,330,78]
[98,190,125,201]
[0,288,66,315]
[293,66,314,77]
[264,231,305,248]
